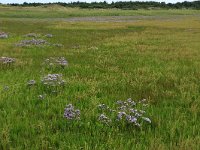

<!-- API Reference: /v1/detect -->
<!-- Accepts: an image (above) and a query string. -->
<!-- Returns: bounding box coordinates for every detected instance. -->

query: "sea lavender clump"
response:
[0,32,8,39]
[16,38,48,47]
[64,104,80,120]
[116,98,151,126]
[56,57,68,66]
[27,80,36,86]
[98,114,111,124]
[0,57,15,64]
[45,34,53,38]
[41,74,65,86]
[98,103,116,113]
[97,103,115,125]
[44,57,68,68]
[97,98,151,127]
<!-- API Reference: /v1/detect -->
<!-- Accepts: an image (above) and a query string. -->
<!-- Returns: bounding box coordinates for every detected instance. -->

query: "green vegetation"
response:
[0,5,199,19]
[6,1,200,10]
[0,6,200,149]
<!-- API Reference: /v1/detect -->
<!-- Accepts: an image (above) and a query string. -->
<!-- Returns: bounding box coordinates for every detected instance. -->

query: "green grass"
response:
[0,5,200,18]
[0,6,200,150]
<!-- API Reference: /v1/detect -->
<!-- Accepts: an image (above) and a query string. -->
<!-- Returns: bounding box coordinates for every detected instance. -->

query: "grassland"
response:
[0,6,200,150]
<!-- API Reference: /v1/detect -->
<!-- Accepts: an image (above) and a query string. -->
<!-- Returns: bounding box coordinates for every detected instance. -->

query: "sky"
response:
[0,0,196,4]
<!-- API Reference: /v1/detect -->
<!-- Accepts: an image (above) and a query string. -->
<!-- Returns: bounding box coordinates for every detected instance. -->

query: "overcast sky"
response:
[0,0,196,4]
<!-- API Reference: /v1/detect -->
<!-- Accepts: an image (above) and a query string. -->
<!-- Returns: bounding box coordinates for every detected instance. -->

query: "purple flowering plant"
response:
[97,98,151,128]
[64,104,81,120]
[43,57,68,69]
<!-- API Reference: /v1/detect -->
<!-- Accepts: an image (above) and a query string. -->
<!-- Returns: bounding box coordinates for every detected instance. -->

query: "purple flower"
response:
[98,114,111,124]
[44,57,68,68]
[116,100,123,105]
[41,74,65,86]
[117,112,126,120]
[64,104,80,120]
[56,57,68,67]
[98,104,107,110]
[45,34,53,38]
[0,57,15,64]
[127,98,132,103]
[126,115,137,123]
[0,32,8,39]
[27,80,36,86]
[129,108,136,113]
[97,98,151,127]
[118,105,126,111]
[16,38,48,47]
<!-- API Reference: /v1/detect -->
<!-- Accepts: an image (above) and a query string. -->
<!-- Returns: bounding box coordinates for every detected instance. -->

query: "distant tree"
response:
[7,1,200,10]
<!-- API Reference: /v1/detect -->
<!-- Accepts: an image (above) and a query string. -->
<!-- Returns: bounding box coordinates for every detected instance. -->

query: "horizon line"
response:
[0,0,197,5]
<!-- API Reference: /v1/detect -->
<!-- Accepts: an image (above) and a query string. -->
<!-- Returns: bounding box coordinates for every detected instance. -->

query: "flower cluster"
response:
[16,38,48,47]
[44,57,68,68]
[41,74,65,86]
[24,33,53,38]
[98,98,151,127]
[14,33,63,47]
[64,104,80,120]
[116,98,151,127]
[0,32,8,39]
[45,34,53,38]
[0,57,15,64]
[27,80,36,86]
[98,114,111,124]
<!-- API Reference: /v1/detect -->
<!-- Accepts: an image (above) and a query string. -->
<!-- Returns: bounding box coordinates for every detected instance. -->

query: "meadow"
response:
[0,6,200,150]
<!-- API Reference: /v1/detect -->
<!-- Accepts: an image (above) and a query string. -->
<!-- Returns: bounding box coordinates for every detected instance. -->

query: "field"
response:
[0,6,200,150]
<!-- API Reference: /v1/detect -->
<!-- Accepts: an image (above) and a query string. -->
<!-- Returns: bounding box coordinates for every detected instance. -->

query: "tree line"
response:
[5,1,200,10]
